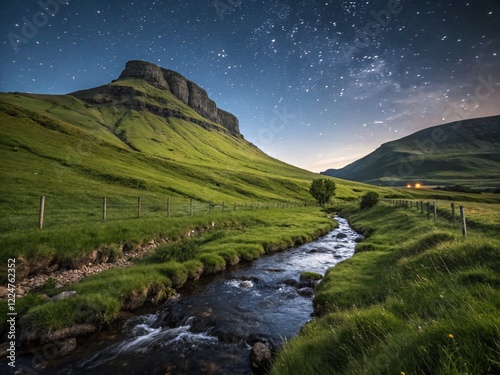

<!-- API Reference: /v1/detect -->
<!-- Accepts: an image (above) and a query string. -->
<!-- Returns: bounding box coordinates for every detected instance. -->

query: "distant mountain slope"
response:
[321,116,500,187]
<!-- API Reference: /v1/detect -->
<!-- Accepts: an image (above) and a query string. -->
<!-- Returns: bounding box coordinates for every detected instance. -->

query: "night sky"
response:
[1,1,499,172]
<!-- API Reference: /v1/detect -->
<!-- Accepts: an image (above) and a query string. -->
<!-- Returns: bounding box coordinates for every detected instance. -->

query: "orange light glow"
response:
[406,184,412,188]
[415,183,422,188]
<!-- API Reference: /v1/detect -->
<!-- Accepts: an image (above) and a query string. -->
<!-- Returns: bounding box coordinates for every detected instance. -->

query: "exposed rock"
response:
[118,60,169,89]
[51,291,77,301]
[0,287,8,298]
[283,279,300,288]
[163,69,189,104]
[217,108,240,135]
[336,232,348,239]
[187,81,218,122]
[250,342,272,374]
[0,341,10,357]
[46,263,60,273]
[239,281,253,288]
[297,287,314,297]
[20,324,96,343]
[116,60,241,136]
[58,338,77,356]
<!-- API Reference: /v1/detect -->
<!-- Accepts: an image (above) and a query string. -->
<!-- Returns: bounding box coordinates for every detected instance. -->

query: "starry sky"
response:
[1,0,499,172]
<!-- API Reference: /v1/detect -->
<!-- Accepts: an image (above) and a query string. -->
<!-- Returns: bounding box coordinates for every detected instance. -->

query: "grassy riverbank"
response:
[1,207,336,342]
[272,202,500,374]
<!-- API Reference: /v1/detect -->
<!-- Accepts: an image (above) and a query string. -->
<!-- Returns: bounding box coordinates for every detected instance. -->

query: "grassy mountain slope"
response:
[0,73,378,232]
[321,116,500,187]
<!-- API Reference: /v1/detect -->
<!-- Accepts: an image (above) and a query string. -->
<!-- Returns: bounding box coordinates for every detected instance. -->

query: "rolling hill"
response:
[321,116,500,188]
[0,60,371,231]
[0,62,302,207]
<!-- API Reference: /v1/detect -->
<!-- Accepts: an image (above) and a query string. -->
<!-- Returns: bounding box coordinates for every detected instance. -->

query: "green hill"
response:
[0,63,306,226]
[0,60,372,232]
[321,116,500,188]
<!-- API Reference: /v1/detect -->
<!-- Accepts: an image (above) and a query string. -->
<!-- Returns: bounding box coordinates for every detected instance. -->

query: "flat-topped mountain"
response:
[1,60,344,221]
[321,115,500,187]
[72,60,240,136]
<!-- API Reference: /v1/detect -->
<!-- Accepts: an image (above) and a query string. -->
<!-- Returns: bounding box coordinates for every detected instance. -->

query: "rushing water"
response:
[11,216,360,375]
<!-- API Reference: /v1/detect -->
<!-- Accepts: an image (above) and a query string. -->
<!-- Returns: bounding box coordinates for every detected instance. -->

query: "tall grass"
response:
[271,202,500,375]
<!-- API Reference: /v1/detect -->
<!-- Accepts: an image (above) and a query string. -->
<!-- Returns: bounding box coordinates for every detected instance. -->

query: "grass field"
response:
[271,199,500,375]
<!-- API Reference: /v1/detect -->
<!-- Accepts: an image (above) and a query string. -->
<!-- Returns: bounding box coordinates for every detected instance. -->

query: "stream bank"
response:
[7,216,360,375]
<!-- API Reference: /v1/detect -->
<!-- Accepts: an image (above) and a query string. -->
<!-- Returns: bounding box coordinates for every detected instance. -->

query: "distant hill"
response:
[321,116,500,188]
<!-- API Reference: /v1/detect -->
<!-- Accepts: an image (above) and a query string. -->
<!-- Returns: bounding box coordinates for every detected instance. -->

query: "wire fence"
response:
[0,195,316,232]
[381,198,468,237]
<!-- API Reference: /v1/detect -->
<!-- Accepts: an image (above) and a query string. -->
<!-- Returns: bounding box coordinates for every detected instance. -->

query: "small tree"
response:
[360,192,379,209]
[309,179,336,206]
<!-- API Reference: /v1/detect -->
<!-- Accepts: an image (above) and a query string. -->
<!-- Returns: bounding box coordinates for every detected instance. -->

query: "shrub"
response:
[151,239,200,263]
[360,192,380,209]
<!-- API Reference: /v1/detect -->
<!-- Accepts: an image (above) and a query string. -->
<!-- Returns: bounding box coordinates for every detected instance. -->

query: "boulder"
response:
[250,342,272,374]
[50,291,77,301]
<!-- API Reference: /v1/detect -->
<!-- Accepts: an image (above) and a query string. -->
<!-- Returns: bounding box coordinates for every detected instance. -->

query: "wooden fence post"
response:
[460,206,467,238]
[427,202,430,220]
[190,198,193,216]
[137,197,142,219]
[38,195,45,229]
[433,201,437,221]
[103,197,107,222]
[421,201,424,214]
[167,197,171,218]
[451,203,456,223]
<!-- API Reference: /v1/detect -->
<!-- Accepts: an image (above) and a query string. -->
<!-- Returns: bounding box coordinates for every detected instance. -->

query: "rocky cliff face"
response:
[118,60,240,136]
[118,60,169,90]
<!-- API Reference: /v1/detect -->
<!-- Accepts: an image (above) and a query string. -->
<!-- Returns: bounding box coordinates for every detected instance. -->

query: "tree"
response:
[309,179,336,206]
[360,191,379,209]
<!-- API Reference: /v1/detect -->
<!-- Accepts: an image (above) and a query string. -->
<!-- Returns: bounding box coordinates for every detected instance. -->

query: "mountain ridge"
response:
[321,115,500,187]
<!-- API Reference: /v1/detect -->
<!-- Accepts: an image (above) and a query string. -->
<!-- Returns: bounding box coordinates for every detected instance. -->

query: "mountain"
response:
[1,60,319,215]
[321,116,500,188]
[72,60,241,137]
[1,60,373,231]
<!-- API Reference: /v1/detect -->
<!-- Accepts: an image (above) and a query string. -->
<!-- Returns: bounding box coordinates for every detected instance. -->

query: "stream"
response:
[9,216,360,375]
